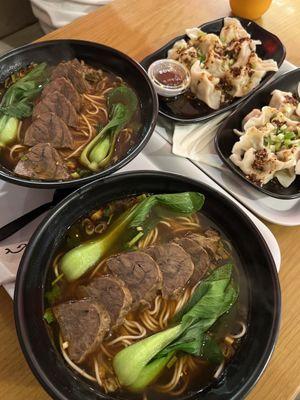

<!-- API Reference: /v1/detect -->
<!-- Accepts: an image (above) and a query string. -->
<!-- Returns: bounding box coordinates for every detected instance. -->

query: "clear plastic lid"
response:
[148,59,191,97]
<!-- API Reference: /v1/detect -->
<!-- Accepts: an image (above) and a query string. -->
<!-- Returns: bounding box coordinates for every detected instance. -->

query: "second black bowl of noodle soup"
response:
[14,171,280,400]
[0,40,158,188]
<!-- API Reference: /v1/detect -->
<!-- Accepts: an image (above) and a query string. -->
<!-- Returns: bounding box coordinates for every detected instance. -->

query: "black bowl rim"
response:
[141,16,286,124]
[214,67,300,200]
[0,39,159,189]
[14,170,281,400]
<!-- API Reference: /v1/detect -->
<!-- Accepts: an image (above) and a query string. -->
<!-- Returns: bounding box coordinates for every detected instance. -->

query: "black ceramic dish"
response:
[215,68,300,200]
[141,17,285,124]
[14,171,280,400]
[0,40,158,189]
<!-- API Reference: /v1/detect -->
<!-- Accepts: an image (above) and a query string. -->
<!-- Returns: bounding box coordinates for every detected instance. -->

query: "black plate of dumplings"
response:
[141,17,285,124]
[215,68,300,200]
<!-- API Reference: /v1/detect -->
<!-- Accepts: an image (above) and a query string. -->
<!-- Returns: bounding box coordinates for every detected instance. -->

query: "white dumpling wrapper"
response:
[250,53,278,72]
[233,39,253,68]
[269,89,293,109]
[196,33,222,55]
[185,27,205,41]
[227,67,265,98]
[190,61,222,109]
[220,17,250,44]
[243,106,276,130]
[274,168,296,187]
[167,39,188,60]
[204,49,227,78]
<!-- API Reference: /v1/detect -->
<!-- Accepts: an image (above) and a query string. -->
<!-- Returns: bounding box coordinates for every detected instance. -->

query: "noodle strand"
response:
[59,334,97,382]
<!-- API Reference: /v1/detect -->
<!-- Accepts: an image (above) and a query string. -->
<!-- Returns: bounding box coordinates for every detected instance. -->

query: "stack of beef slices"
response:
[15,59,91,181]
[53,228,229,364]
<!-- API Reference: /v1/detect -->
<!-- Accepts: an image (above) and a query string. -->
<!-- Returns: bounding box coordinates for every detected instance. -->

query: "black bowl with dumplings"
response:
[215,68,300,199]
[142,17,286,124]
[14,171,280,400]
[0,40,158,189]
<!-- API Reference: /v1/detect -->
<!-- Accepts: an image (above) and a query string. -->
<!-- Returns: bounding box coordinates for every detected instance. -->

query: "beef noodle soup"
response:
[0,60,141,181]
[44,192,248,399]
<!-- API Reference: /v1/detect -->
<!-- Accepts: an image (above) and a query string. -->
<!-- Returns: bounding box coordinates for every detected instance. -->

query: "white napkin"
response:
[156,112,230,170]
[0,214,47,291]
[0,178,53,294]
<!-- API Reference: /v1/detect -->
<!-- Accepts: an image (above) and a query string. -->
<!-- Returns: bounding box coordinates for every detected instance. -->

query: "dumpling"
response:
[231,141,296,185]
[226,67,265,97]
[204,49,227,78]
[232,39,254,67]
[249,53,278,73]
[178,46,198,67]
[277,146,300,162]
[255,58,278,72]
[231,147,295,185]
[231,148,273,183]
[274,168,296,187]
[242,109,262,128]
[269,109,300,127]
[231,126,265,159]
[231,122,298,186]
[186,27,205,41]
[269,89,299,117]
[225,37,258,61]
[196,33,223,55]
[190,61,222,109]
[167,39,188,60]
[243,106,276,130]
[220,17,250,44]
[269,89,293,109]
[168,39,198,68]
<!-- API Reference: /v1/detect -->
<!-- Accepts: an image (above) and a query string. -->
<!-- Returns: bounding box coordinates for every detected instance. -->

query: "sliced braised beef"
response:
[42,77,82,111]
[106,251,163,308]
[53,299,110,363]
[33,91,79,128]
[174,236,210,285]
[145,243,194,298]
[188,229,229,260]
[79,275,132,328]
[23,112,74,149]
[14,143,69,180]
[51,60,90,93]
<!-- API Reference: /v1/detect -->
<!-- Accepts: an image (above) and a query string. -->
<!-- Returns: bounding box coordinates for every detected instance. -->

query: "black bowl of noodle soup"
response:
[0,40,158,188]
[14,171,280,400]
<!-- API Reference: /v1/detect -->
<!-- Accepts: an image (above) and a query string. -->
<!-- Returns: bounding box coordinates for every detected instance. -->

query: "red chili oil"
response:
[154,69,184,86]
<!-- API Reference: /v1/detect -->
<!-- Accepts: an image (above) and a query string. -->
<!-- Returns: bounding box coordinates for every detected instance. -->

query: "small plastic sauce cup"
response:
[148,59,191,97]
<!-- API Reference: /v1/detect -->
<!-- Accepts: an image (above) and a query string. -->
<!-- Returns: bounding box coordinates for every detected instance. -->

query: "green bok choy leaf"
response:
[79,86,138,171]
[60,191,205,281]
[0,62,48,148]
[113,263,237,391]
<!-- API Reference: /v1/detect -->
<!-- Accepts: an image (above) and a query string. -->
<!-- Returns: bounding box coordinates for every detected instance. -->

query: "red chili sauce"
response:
[154,69,184,86]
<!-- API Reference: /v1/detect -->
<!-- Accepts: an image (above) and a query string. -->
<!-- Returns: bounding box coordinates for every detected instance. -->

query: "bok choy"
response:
[80,86,138,171]
[113,263,238,391]
[0,62,48,148]
[60,192,205,281]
